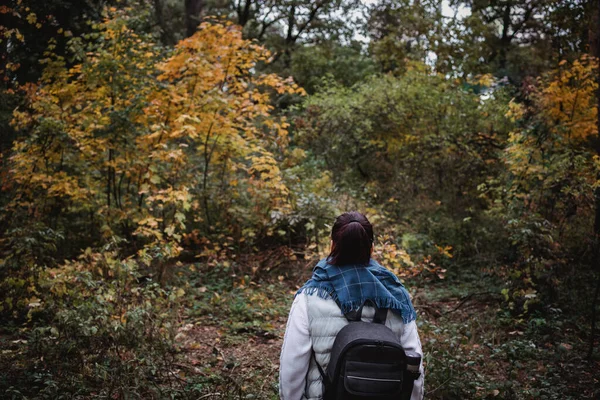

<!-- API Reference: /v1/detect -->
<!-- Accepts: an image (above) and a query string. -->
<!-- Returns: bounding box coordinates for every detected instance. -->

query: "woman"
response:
[279,211,424,400]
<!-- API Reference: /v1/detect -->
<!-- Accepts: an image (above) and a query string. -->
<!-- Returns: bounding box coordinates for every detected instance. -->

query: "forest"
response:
[0,0,598,398]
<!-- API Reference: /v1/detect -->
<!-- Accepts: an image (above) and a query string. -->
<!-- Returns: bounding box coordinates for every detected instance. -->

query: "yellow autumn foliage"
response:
[505,56,599,184]
[8,12,303,254]
[538,55,598,141]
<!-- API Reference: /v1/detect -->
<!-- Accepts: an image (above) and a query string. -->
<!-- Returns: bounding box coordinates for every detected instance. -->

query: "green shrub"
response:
[0,224,63,322]
[2,246,183,399]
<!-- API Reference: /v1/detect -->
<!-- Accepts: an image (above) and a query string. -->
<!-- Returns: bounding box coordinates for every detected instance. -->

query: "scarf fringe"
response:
[297,287,417,324]
[296,286,339,303]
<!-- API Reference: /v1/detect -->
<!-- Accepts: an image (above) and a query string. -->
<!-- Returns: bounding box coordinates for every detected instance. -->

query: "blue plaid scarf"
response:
[297,258,417,324]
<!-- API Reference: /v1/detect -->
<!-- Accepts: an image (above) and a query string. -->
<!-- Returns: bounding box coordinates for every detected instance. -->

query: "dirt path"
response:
[175,320,286,399]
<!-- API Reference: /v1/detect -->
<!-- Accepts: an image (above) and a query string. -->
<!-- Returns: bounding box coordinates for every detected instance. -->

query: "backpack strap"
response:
[343,307,363,322]
[372,306,388,324]
[343,300,388,324]
[311,348,330,387]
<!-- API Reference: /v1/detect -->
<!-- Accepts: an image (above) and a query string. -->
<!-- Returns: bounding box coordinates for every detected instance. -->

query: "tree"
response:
[3,11,303,318]
[184,0,363,67]
[289,41,377,94]
[496,55,598,320]
[450,0,594,82]
[298,69,513,259]
[366,0,447,73]
[0,0,111,85]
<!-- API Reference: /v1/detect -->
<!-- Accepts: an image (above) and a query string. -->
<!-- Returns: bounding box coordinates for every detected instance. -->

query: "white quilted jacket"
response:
[279,292,425,400]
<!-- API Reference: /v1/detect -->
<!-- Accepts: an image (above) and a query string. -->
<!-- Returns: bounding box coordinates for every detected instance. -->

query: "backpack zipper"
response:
[346,375,402,382]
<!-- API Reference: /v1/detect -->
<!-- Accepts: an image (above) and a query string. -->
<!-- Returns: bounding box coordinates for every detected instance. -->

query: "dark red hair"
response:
[327,211,374,266]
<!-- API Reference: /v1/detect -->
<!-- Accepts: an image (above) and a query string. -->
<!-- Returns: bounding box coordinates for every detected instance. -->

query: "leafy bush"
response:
[297,71,513,269]
[2,246,183,399]
[0,224,63,321]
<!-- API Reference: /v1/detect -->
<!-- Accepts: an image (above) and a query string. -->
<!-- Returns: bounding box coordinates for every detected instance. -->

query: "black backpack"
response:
[314,301,421,400]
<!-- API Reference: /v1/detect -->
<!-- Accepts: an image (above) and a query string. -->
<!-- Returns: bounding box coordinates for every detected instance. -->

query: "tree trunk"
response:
[154,0,175,45]
[237,0,253,27]
[588,0,600,360]
[499,1,512,72]
[589,269,600,359]
[282,4,296,68]
[185,0,205,37]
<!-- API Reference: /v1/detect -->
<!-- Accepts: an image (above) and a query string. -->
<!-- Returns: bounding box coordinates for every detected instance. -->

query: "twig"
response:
[426,377,452,396]
[173,362,207,375]
[417,304,442,317]
[443,291,497,315]
[199,393,221,399]
[214,345,227,367]
[259,364,277,392]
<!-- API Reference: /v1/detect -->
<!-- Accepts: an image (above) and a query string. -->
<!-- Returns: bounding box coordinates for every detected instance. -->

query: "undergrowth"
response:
[2,259,598,399]
[172,261,599,400]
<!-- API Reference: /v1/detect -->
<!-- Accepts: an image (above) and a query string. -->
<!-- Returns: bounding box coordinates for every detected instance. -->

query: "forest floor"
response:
[1,260,598,399]
[176,261,600,400]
